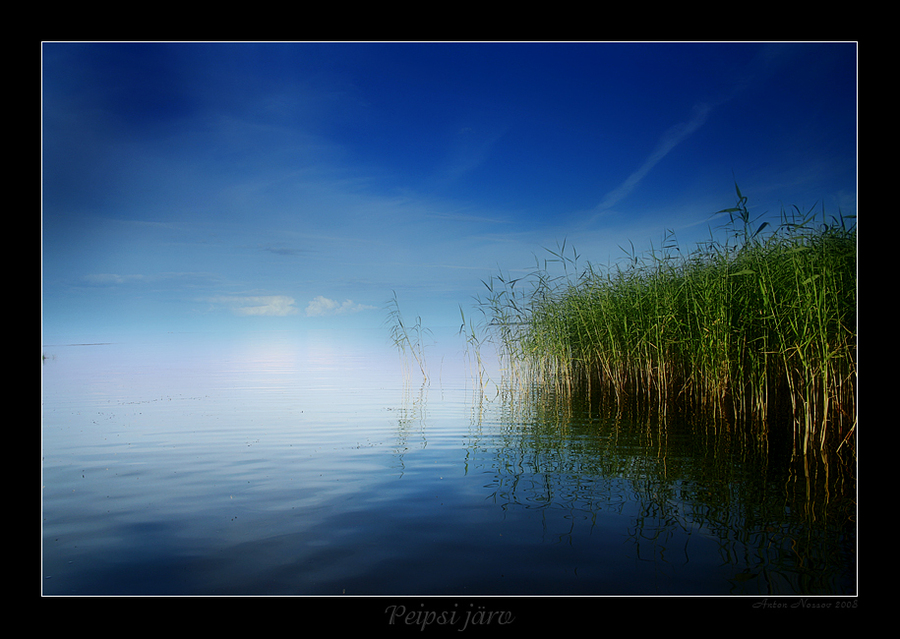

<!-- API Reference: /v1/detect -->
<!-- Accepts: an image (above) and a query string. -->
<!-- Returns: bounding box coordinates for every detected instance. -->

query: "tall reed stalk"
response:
[477,186,857,457]
[385,291,430,384]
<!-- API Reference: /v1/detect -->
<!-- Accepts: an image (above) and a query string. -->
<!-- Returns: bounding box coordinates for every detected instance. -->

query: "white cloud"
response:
[210,295,299,316]
[305,295,375,317]
[82,273,144,285]
[84,272,221,287]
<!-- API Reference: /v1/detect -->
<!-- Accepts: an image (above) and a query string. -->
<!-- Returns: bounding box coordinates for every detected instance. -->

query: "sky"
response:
[41,42,857,349]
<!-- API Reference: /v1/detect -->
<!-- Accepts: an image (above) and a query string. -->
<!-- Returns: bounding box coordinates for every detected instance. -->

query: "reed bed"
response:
[477,187,857,456]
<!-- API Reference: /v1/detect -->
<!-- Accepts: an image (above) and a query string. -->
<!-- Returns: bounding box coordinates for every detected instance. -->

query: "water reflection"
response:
[42,335,855,595]
[389,382,430,477]
[392,379,856,595]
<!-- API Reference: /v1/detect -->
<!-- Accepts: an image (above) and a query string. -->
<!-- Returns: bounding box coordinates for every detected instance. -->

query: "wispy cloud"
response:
[82,273,146,286]
[595,102,713,215]
[82,272,219,287]
[209,295,299,316]
[262,244,309,257]
[305,296,376,317]
[591,46,793,222]
[434,124,509,187]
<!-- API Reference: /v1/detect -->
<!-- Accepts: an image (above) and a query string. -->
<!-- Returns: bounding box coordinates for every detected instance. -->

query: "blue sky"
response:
[41,42,857,347]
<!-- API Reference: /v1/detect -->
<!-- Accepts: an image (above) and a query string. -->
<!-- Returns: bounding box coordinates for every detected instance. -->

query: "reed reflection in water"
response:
[455,382,856,595]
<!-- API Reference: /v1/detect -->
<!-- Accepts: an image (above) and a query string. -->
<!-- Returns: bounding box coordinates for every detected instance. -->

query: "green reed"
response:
[385,290,431,384]
[477,186,857,456]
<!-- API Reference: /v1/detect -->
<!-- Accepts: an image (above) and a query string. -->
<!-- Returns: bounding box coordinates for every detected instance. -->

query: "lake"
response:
[41,330,856,597]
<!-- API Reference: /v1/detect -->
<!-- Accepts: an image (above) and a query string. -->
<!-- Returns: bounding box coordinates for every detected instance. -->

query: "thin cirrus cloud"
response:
[588,46,791,224]
[81,272,220,288]
[209,295,300,317]
[82,273,146,286]
[305,296,376,317]
[204,295,376,318]
[593,102,714,217]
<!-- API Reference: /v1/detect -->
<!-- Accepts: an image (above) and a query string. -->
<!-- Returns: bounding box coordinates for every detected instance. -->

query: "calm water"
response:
[41,331,856,596]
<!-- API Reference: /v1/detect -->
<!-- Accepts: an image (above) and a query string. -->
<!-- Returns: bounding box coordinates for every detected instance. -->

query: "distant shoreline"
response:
[43,343,114,347]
